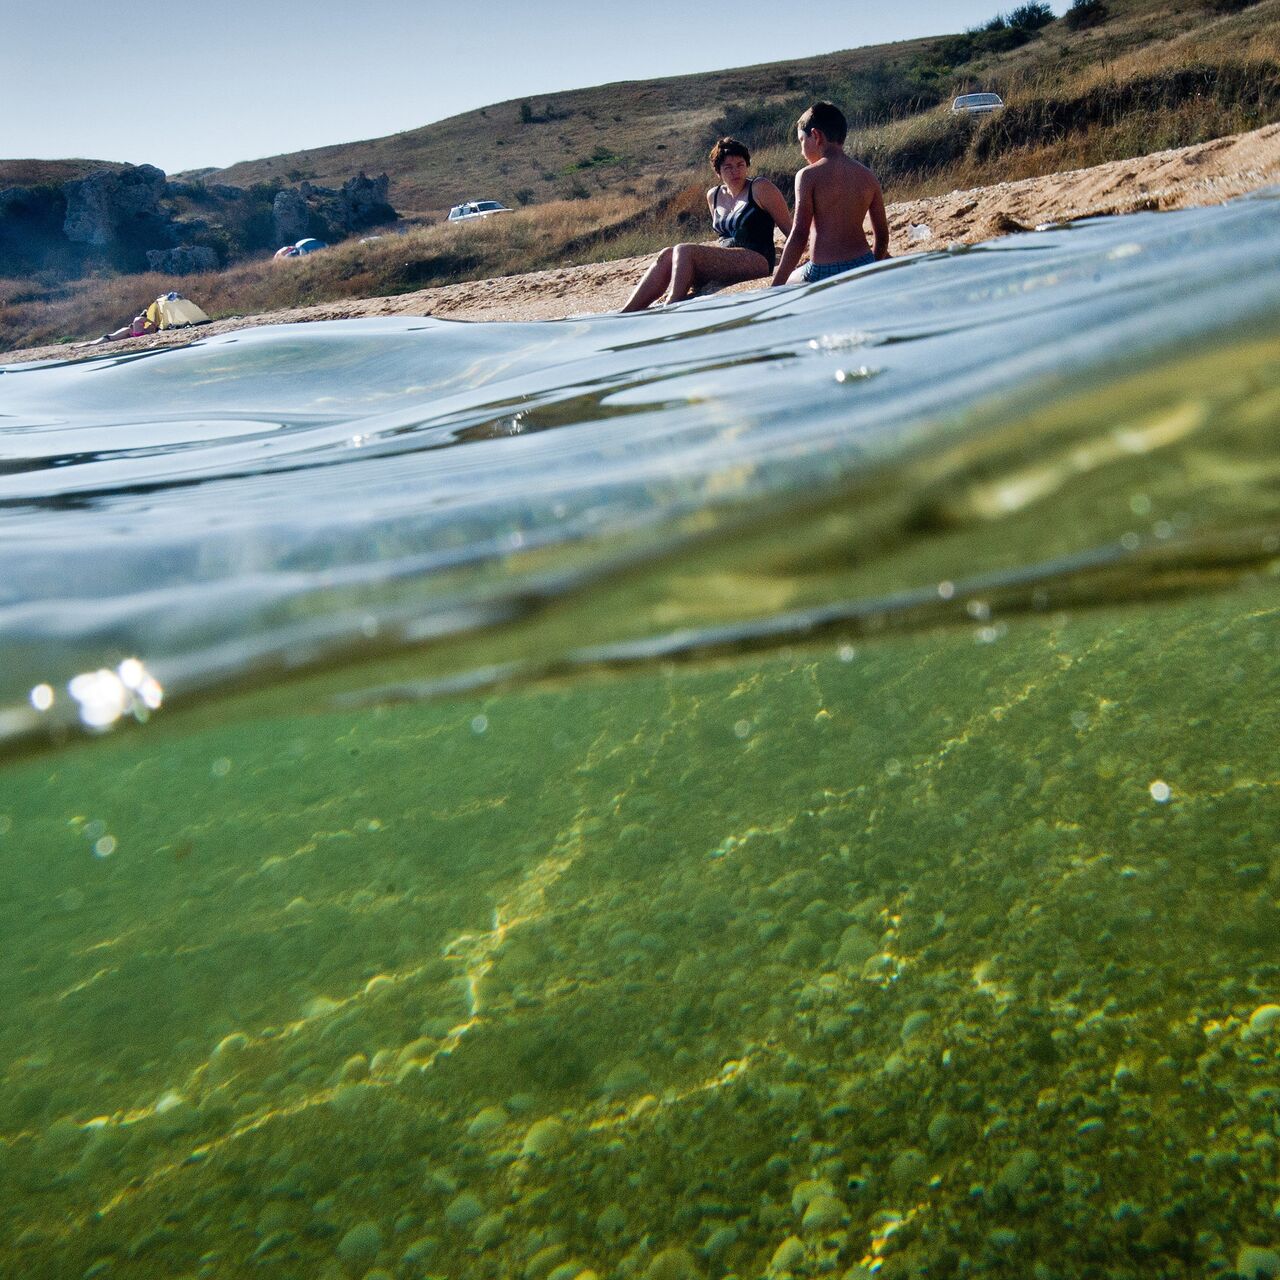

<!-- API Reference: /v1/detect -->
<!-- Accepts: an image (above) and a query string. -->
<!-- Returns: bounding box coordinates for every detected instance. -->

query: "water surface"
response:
[0,196,1277,1280]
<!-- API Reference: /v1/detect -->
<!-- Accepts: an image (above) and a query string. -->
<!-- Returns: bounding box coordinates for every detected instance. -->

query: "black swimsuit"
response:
[712,178,777,269]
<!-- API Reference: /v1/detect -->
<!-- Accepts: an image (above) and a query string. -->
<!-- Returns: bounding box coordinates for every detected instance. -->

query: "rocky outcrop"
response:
[340,173,395,231]
[145,245,219,275]
[0,163,397,281]
[0,185,72,275]
[269,173,395,247]
[63,164,169,247]
[272,189,310,245]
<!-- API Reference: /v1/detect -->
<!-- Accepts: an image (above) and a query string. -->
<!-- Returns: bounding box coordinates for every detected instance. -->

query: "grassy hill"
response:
[202,0,1278,217]
[3,0,1279,350]
[0,159,126,188]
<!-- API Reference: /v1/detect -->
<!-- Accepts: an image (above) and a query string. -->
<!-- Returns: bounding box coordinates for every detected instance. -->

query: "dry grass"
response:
[0,195,657,349]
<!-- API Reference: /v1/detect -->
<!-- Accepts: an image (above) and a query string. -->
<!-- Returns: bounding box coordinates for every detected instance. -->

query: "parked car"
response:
[951,92,1005,116]
[447,201,512,223]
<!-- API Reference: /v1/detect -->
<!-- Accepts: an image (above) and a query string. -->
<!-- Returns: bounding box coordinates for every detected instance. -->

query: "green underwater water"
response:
[2,198,1280,1280]
[0,577,1277,1280]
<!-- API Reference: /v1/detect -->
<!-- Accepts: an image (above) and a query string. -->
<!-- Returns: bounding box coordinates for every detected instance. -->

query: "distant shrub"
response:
[1065,0,1108,30]
[520,101,534,125]
[1008,2,1055,31]
[569,146,623,172]
[1206,0,1261,10]
[942,14,1038,66]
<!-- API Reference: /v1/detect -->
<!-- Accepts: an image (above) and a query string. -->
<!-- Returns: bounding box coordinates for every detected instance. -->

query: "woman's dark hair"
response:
[709,137,751,172]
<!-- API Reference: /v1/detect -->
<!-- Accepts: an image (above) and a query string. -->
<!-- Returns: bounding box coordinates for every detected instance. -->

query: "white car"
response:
[447,201,512,223]
[951,92,1005,116]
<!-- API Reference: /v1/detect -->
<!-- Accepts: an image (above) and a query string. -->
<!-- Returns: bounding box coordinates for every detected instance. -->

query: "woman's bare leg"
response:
[665,244,770,304]
[621,247,674,312]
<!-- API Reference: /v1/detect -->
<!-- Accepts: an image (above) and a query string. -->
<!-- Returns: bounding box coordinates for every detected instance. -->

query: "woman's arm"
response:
[772,170,813,286]
[752,178,793,238]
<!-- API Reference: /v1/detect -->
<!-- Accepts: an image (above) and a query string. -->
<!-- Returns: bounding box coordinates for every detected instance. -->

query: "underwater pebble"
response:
[595,1203,627,1239]
[522,1117,570,1158]
[889,1148,927,1190]
[802,1194,847,1233]
[900,1010,931,1043]
[423,1166,459,1196]
[770,1234,806,1272]
[927,1111,956,1152]
[601,1059,651,1096]
[336,1221,382,1267]
[1236,1246,1280,1279]
[526,1244,568,1278]
[466,1105,508,1138]
[1244,1005,1280,1040]
[395,1037,436,1066]
[473,1212,506,1247]
[335,1054,369,1084]
[992,1148,1039,1199]
[250,1231,293,1260]
[643,1249,699,1280]
[702,1224,739,1257]
[444,1191,485,1229]
[400,1238,437,1267]
[791,1179,835,1214]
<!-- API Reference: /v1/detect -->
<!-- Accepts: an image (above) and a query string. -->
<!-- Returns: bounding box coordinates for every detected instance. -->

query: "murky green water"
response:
[1,197,1278,1279]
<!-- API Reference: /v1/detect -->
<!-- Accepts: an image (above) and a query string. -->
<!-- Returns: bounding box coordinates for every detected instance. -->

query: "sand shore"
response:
[4,122,1278,366]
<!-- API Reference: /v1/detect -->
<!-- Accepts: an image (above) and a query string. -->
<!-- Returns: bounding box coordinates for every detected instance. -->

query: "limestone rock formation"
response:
[340,173,395,231]
[0,162,397,280]
[145,245,220,275]
[63,164,169,247]
[272,189,310,245]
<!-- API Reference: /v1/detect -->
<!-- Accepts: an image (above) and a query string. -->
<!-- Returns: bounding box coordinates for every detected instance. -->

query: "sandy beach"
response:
[4,122,1278,366]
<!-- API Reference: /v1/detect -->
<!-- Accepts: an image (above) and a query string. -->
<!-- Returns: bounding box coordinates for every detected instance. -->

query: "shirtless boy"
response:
[771,101,890,286]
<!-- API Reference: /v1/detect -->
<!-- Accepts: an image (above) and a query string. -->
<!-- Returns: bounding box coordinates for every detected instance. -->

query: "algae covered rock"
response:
[644,1245,700,1280]
[521,1116,571,1158]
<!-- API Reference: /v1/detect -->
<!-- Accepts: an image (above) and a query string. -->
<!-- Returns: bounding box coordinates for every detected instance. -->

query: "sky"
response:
[2,1,1068,174]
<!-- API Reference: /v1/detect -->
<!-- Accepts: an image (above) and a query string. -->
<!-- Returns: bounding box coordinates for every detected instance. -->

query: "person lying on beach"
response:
[772,101,890,286]
[83,311,158,346]
[622,137,792,311]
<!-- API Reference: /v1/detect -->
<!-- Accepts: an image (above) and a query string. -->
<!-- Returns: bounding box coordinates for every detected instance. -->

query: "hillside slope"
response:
[202,0,1272,215]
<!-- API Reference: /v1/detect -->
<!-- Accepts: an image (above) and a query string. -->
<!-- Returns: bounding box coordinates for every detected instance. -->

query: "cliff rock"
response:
[145,245,220,275]
[63,164,169,247]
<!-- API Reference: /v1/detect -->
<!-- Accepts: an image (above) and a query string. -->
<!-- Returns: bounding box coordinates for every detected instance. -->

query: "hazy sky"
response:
[2,1,1068,173]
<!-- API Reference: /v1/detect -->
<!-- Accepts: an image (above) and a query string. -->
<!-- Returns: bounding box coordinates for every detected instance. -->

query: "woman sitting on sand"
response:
[621,137,792,311]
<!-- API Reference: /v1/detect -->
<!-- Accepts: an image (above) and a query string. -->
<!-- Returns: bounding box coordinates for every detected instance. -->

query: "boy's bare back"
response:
[772,101,890,286]
[801,153,885,264]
